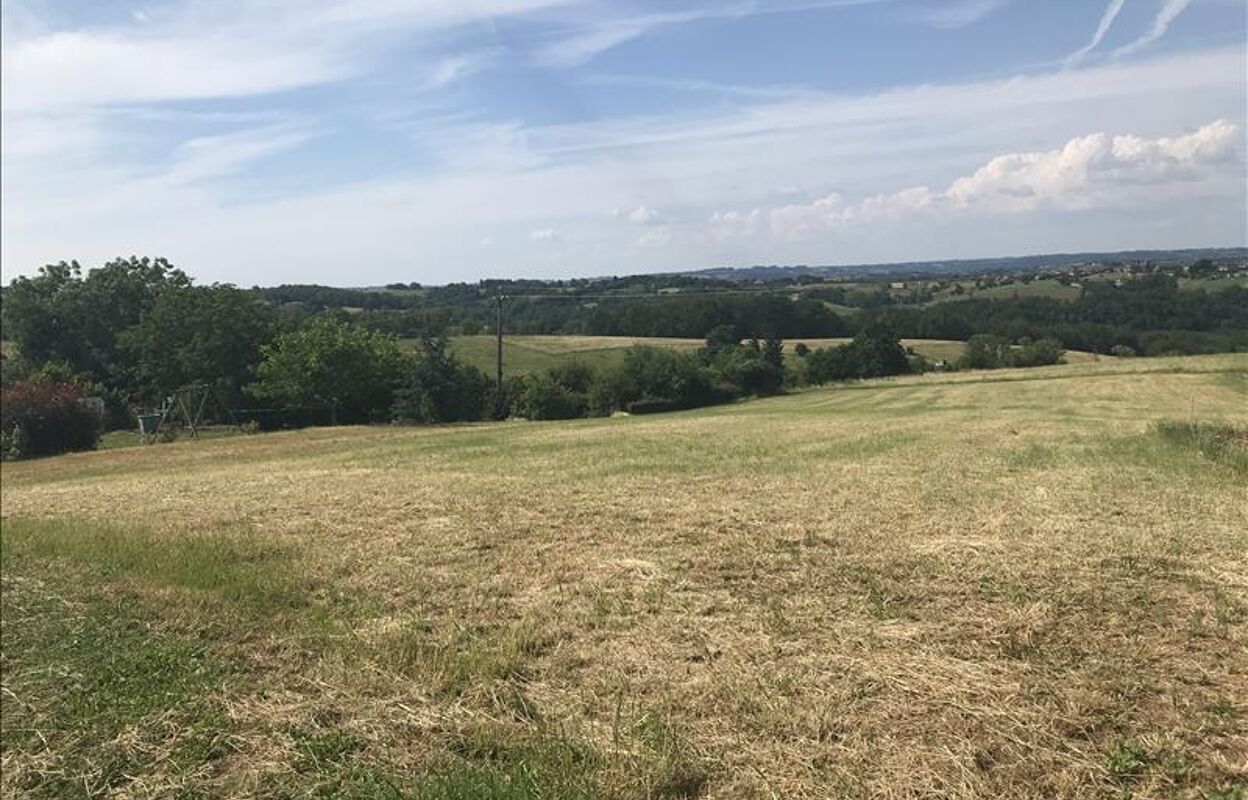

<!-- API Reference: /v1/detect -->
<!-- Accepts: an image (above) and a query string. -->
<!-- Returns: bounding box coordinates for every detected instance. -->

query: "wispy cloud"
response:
[535,0,898,68]
[1065,0,1127,67]
[159,126,321,187]
[908,0,1009,29]
[1115,0,1195,57]
[0,0,577,111]
[427,49,503,88]
[580,73,815,101]
[533,13,688,68]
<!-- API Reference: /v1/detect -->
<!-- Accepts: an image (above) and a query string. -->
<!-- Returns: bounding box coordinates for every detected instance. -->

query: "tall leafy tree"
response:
[120,283,277,404]
[1,257,189,387]
[250,315,406,423]
[392,336,491,423]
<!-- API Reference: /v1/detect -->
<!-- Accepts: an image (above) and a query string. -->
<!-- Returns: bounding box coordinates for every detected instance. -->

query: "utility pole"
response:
[495,295,505,418]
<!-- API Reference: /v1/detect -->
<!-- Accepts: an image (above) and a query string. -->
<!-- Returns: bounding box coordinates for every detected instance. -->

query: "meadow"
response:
[2,355,1246,799]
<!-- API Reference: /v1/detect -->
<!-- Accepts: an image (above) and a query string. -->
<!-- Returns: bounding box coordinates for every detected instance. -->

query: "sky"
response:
[1,0,1245,286]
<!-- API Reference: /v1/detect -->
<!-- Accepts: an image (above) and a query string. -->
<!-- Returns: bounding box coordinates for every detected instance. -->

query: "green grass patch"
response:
[1154,420,1248,473]
[0,568,232,798]
[98,425,245,451]
[1,518,308,615]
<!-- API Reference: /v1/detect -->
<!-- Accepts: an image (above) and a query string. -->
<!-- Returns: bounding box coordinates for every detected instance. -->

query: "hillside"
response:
[2,355,1246,798]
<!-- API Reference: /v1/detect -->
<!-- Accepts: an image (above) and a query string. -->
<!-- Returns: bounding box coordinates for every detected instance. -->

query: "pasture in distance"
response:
[2,354,1246,799]
[440,335,1107,378]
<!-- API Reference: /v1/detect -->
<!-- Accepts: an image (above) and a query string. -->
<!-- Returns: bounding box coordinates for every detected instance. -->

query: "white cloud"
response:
[530,227,562,243]
[1115,0,1194,57]
[945,119,1239,211]
[636,227,673,248]
[627,205,665,225]
[708,209,763,241]
[1065,0,1127,67]
[762,120,1241,239]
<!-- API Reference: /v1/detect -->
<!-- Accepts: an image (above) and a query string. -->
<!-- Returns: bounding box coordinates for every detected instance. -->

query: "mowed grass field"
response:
[2,355,1246,799]
[441,335,1106,376]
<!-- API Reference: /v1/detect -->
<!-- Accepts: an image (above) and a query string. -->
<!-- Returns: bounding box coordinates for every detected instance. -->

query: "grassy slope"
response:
[928,279,1082,303]
[2,354,1246,799]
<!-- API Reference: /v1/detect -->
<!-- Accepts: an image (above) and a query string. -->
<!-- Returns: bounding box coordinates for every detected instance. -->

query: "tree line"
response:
[305,272,1245,356]
[2,254,1236,457]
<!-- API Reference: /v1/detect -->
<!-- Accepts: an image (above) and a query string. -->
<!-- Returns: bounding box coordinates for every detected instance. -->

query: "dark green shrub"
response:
[393,336,492,423]
[1006,338,1065,367]
[0,380,101,459]
[806,328,911,384]
[708,343,783,396]
[590,346,734,413]
[959,334,1012,370]
[512,373,589,420]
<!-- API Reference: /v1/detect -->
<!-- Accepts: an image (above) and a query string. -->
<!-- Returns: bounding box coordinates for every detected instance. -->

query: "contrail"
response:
[1064,0,1127,67]
[1115,0,1195,57]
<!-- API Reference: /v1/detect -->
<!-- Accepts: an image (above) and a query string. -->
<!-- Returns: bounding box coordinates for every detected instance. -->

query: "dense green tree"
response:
[703,324,740,357]
[512,372,589,420]
[1007,338,1065,368]
[120,284,276,404]
[251,316,405,424]
[806,328,911,383]
[392,336,491,423]
[959,335,1012,370]
[1,257,189,387]
[762,336,784,372]
[590,346,732,413]
[708,340,783,396]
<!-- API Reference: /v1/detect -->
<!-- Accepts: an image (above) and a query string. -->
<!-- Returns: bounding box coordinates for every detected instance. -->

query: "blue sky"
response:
[2,0,1245,285]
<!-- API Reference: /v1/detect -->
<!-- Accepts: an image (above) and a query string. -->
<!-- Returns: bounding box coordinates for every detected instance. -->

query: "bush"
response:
[958,334,1012,370]
[392,336,492,424]
[250,316,406,424]
[512,372,589,420]
[957,335,1064,369]
[708,343,783,396]
[807,329,912,384]
[1006,338,1065,368]
[591,347,734,414]
[0,380,101,459]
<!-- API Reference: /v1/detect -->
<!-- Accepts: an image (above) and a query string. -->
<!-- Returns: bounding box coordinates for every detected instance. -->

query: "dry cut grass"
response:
[2,353,1246,799]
